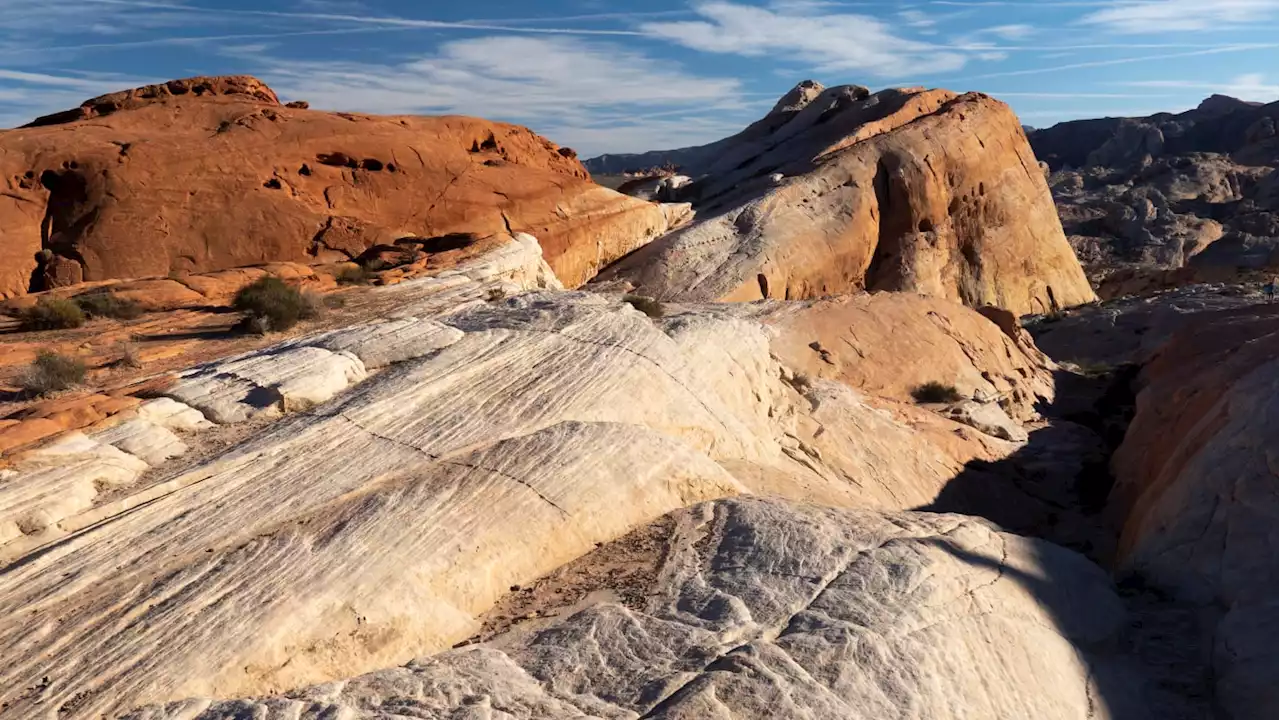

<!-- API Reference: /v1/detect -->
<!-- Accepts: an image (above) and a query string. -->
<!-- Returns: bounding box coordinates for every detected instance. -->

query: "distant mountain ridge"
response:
[1026,94,1278,296]
[584,80,829,176]
[1026,94,1277,170]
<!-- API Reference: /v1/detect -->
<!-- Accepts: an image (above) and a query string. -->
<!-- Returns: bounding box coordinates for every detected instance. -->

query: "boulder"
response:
[0,76,674,297]
[166,345,368,422]
[126,498,1134,720]
[944,400,1029,442]
[597,86,1095,315]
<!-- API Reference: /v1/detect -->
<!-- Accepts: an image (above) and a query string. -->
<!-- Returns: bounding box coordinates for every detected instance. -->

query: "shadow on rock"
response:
[916,364,1214,719]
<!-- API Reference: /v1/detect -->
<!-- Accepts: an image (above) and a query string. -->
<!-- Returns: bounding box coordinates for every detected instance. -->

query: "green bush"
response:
[622,294,664,318]
[20,296,85,331]
[232,276,313,334]
[911,381,965,404]
[334,265,371,285]
[21,350,87,396]
[300,291,326,320]
[75,291,142,320]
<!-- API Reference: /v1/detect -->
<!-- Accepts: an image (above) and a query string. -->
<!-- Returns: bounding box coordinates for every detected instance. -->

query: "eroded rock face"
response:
[0,76,673,297]
[597,85,1095,315]
[1108,304,1278,720]
[129,498,1133,720]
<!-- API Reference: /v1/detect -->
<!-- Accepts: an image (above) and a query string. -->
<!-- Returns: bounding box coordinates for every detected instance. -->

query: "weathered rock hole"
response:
[298,164,312,176]
[918,218,935,233]
[317,152,358,169]
[757,273,770,299]
[39,169,61,190]
[360,159,384,171]
[263,178,283,190]
[418,233,477,253]
[385,163,397,173]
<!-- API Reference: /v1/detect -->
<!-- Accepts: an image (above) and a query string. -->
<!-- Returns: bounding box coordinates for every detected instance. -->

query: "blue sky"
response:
[2,0,1277,155]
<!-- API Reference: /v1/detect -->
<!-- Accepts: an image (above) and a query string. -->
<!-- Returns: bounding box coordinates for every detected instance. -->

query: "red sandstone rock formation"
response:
[0,76,672,297]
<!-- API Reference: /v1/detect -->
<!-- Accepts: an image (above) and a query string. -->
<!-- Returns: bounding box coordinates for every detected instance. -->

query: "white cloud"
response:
[1121,73,1280,102]
[254,36,750,156]
[640,1,967,78]
[1080,0,1278,33]
[941,44,1273,82]
[984,24,1035,40]
[898,9,936,28]
[0,69,153,127]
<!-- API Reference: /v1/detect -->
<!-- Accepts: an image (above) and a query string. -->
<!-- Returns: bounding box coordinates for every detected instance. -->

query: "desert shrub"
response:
[20,350,86,396]
[115,342,142,369]
[334,265,371,285]
[322,294,347,309]
[75,291,142,320]
[486,287,507,302]
[300,291,326,320]
[1068,360,1113,378]
[911,381,964,404]
[788,371,813,393]
[622,294,664,318]
[20,296,85,331]
[232,276,310,334]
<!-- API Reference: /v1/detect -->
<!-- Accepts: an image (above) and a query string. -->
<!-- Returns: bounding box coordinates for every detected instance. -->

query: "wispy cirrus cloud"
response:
[1118,73,1280,102]
[1079,0,1278,33]
[0,69,154,127]
[253,35,750,156]
[639,1,970,77]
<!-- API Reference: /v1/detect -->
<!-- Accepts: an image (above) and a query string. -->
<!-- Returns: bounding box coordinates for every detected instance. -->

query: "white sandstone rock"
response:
[127,498,1134,720]
[165,345,367,423]
[91,419,188,466]
[135,397,214,431]
[0,293,1010,717]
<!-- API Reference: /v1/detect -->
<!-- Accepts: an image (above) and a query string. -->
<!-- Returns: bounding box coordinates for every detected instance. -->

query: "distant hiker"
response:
[1265,278,1278,302]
